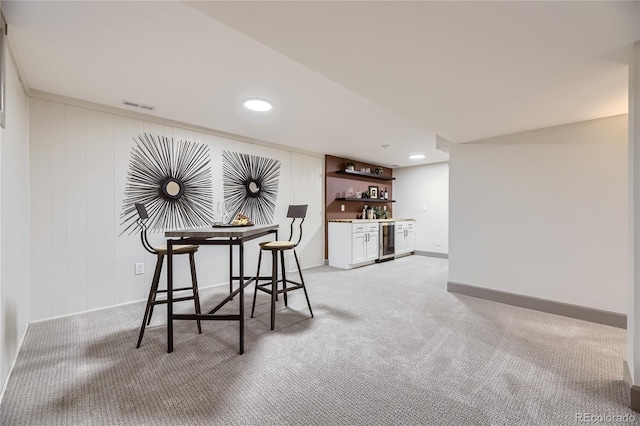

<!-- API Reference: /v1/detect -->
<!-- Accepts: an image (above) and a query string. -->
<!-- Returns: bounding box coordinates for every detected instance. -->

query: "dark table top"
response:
[165,223,278,239]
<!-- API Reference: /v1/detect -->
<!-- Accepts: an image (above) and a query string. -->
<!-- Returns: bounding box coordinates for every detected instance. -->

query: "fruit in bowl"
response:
[232,214,252,226]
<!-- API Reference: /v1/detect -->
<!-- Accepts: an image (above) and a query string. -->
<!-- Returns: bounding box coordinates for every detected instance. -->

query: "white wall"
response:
[394,162,449,254]
[29,97,324,321]
[449,114,628,314]
[0,49,30,385]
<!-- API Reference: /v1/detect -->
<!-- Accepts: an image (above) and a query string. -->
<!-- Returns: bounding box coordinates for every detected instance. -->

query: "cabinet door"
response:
[405,229,415,253]
[366,232,380,261]
[395,229,405,255]
[351,232,367,264]
[404,222,414,253]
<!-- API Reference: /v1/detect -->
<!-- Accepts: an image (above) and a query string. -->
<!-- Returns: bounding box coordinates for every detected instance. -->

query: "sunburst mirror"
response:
[222,151,281,224]
[120,133,214,234]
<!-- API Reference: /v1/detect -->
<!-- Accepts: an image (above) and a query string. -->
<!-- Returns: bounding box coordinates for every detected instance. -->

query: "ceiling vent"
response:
[123,100,156,111]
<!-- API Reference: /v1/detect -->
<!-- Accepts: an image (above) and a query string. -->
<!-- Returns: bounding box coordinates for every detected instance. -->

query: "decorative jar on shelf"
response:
[344,161,356,172]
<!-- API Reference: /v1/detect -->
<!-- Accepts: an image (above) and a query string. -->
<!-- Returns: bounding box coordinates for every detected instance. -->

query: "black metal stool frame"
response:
[134,203,202,348]
[251,205,313,329]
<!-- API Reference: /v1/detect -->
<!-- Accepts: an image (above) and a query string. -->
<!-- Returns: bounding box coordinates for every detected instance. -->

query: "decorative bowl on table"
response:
[231,214,254,226]
[213,213,254,227]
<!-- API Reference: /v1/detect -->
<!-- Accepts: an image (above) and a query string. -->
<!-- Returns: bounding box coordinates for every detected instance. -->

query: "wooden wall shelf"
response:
[334,170,395,181]
[336,198,395,203]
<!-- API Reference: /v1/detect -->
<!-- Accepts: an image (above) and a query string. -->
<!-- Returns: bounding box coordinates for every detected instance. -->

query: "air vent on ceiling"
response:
[123,100,156,111]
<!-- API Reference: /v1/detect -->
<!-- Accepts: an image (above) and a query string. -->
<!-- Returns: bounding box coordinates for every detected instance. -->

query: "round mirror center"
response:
[161,178,185,200]
[166,181,181,196]
[248,181,260,194]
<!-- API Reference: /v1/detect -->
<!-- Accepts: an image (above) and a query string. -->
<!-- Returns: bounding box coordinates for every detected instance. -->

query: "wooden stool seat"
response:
[259,240,296,250]
[154,244,199,255]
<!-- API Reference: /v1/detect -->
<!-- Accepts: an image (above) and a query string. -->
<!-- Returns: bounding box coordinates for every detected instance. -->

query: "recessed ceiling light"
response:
[409,154,426,160]
[244,98,272,112]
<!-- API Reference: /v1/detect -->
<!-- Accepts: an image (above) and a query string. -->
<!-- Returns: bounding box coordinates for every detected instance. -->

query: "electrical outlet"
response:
[435,239,441,246]
[341,204,345,212]
[135,263,144,275]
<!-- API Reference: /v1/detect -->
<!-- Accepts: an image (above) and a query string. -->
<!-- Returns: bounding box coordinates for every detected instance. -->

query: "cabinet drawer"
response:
[367,223,379,232]
[352,224,366,234]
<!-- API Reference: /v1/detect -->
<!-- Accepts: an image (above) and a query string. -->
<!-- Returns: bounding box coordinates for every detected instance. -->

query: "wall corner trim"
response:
[631,386,640,413]
[623,361,640,413]
[624,360,633,394]
[447,281,626,329]
[0,323,29,405]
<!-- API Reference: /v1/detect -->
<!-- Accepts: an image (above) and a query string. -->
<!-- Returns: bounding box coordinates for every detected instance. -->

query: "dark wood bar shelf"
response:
[336,198,395,203]
[334,170,396,181]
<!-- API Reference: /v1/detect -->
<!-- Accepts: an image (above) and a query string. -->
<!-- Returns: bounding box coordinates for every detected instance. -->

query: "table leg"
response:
[239,242,244,355]
[167,240,174,353]
[229,239,233,295]
[271,229,278,329]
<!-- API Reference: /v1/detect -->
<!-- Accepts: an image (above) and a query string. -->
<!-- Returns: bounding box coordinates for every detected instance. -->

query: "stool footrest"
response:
[277,284,303,294]
[151,294,196,305]
[156,287,195,293]
[255,281,303,295]
[174,313,239,321]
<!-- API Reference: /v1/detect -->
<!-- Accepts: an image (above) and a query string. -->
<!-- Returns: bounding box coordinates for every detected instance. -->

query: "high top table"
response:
[165,224,278,354]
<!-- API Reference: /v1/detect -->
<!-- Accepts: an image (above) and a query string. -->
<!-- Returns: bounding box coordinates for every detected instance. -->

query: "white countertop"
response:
[328,218,415,223]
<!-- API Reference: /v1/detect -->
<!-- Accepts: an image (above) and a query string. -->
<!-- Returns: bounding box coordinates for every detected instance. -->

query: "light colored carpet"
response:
[0,256,635,425]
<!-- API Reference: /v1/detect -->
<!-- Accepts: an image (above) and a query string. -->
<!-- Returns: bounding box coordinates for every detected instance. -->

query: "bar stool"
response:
[251,205,313,329]
[134,203,202,348]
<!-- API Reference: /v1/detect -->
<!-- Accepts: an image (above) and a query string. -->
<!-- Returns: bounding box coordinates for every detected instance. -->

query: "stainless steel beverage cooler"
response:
[378,221,395,261]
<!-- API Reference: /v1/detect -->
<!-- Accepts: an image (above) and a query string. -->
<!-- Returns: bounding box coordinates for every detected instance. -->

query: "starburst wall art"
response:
[222,151,281,224]
[120,134,214,234]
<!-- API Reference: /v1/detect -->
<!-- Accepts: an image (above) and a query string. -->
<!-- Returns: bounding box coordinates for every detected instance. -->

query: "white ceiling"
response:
[3,1,639,168]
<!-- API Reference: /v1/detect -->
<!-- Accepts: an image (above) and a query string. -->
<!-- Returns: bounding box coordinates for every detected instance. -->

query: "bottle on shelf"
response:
[384,187,388,200]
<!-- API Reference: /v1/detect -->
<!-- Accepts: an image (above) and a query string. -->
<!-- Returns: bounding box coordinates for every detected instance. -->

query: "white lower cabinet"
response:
[329,222,379,269]
[328,220,413,269]
[395,221,415,257]
[352,223,379,264]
